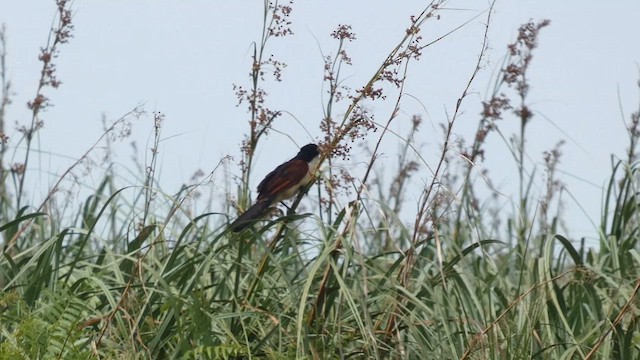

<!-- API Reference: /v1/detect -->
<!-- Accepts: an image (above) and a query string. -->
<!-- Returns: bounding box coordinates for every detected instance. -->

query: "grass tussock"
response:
[1,1,640,359]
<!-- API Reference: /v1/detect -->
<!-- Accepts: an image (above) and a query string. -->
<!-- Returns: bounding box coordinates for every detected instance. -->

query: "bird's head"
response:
[296,143,320,162]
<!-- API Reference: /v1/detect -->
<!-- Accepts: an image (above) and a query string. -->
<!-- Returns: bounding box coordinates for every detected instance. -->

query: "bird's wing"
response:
[256,159,309,202]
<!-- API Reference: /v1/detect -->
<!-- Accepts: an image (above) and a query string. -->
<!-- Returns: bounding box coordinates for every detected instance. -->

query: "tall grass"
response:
[1,1,640,359]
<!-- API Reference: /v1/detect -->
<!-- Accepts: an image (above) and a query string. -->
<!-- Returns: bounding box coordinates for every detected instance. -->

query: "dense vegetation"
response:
[1,1,639,359]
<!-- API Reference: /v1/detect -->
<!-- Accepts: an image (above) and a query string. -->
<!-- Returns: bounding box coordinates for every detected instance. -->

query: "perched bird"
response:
[230,143,321,232]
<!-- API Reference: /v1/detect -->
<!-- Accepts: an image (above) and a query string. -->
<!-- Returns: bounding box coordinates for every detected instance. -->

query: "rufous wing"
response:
[256,159,309,202]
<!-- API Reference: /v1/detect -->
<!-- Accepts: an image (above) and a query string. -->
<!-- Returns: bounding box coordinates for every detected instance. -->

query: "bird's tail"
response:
[229,199,272,232]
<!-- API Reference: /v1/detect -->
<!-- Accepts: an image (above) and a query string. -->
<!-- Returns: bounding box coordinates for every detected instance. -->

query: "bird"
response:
[229,143,321,232]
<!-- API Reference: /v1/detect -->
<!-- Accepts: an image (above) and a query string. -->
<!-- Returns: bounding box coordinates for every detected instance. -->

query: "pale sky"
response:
[1,1,639,243]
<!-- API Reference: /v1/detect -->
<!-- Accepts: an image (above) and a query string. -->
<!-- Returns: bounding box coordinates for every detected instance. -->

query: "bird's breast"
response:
[273,156,320,203]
